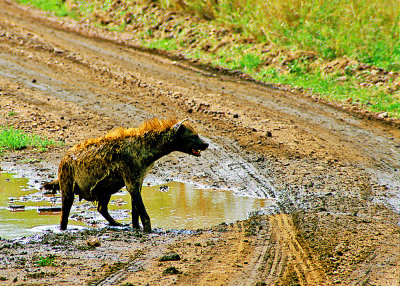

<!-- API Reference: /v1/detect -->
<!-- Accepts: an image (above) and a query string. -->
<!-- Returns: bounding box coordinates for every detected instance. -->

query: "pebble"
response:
[378,112,388,119]
[87,237,101,247]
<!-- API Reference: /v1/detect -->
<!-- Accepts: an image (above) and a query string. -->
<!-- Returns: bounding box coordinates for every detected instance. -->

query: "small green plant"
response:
[287,60,305,75]
[0,126,55,152]
[34,255,56,267]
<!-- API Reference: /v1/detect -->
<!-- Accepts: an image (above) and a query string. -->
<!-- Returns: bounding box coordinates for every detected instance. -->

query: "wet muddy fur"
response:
[56,118,208,232]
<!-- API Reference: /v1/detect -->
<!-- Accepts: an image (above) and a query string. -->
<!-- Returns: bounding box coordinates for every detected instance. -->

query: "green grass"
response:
[0,127,55,152]
[14,0,70,17]
[159,0,400,70]
[147,38,179,51]
[257,66,394,113]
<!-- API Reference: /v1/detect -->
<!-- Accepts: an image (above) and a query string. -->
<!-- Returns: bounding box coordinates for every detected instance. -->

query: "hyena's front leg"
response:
[128,182,151,233]
[131,204,140,229]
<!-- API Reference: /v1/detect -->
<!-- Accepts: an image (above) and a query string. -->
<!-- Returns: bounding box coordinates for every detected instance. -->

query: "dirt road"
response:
[0,1,399,285]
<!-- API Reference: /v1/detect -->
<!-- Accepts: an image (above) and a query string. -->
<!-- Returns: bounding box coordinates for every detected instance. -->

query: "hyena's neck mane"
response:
[75,118,178,150]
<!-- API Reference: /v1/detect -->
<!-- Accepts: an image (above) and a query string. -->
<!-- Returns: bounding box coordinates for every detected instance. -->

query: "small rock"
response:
[54,47,64,54]
[87,237,101,247]
[378,112,388,119]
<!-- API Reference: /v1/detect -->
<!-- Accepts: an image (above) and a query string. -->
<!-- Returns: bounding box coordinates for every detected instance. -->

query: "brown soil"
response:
[0,1,399,285]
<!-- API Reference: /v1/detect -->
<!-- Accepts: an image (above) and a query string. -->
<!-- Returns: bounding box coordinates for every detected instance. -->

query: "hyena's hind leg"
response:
[97,196,122,226]
[60,194,74,230]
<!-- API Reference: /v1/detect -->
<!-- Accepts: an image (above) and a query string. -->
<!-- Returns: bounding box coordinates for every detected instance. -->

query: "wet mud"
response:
[0,1,399,285]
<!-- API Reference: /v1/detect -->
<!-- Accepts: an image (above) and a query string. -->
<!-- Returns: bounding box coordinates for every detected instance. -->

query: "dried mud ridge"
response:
[0,1,399,285]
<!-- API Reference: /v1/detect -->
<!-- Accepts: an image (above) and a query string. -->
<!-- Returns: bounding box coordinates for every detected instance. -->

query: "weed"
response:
[159,253,181,261]
[34,255,56,267]
[162,266,182,275]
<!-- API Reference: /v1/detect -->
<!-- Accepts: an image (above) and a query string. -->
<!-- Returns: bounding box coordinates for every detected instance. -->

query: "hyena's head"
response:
[172,119,208,157]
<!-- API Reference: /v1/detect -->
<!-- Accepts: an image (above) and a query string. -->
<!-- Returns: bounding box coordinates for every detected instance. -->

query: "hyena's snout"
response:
[199,139,209,151]
[190,137,208,157]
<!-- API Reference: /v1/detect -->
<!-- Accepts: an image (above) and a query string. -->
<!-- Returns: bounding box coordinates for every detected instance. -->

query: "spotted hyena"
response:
[46,118,208,233]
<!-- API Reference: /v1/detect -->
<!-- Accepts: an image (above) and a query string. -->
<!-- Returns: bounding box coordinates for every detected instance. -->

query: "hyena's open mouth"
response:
[192,149,202,156]
[190,141,208,157]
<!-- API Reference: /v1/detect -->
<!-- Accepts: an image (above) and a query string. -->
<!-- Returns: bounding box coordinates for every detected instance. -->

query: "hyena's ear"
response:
[173,118,189,133]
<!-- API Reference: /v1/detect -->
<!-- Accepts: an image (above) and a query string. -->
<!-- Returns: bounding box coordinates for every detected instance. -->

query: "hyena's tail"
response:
[41,179,60,194]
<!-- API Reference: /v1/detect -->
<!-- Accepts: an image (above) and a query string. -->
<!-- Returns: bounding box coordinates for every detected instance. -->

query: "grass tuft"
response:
[0,127,55,152]
[34,255,56,267]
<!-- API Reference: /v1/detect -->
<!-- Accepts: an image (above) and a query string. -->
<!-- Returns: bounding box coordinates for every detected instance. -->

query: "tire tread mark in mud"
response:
[206,142,276,199]
[94,250,153,286]
[246,234,279,285]
[229,219,273,285]
[263,237,286,285]
[271,214,327,285]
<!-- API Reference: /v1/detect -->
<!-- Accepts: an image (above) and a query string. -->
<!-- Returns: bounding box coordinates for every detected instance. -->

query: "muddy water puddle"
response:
[0,172,274,239]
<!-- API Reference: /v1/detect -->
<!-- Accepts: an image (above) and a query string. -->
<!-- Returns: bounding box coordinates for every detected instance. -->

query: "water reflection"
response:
[143,182,272,230]
[0,173,274,239]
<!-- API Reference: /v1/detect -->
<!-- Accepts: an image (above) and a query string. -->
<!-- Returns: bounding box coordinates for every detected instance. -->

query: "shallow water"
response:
[0,172,274,239]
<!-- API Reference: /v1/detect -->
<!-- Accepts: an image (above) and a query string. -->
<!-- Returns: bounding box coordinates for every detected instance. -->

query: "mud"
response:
[0,0,399,285]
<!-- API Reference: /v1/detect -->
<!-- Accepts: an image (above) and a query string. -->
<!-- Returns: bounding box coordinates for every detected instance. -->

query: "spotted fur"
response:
[58,118,208,232]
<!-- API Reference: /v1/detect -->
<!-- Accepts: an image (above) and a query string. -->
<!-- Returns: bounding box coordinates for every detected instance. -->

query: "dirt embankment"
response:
[0,1,399,285]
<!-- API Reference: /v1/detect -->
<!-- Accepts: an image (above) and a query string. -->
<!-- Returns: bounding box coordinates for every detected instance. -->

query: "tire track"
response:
[270,214,327,285]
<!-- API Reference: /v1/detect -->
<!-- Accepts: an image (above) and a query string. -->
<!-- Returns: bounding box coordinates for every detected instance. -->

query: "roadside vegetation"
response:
[0,126,55,152]
[15,0,69,16]
[14,0,400,118]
